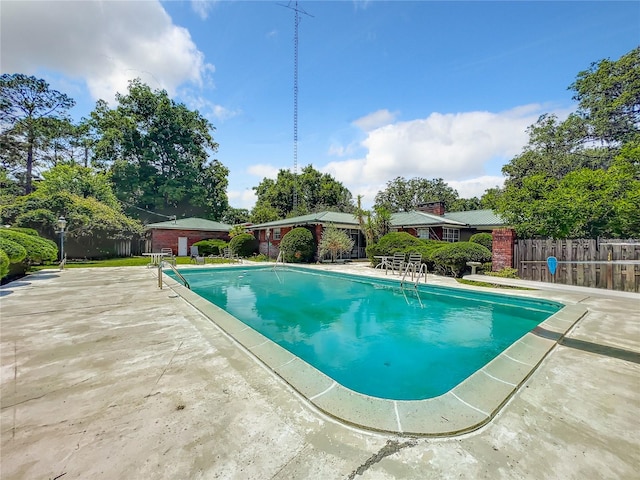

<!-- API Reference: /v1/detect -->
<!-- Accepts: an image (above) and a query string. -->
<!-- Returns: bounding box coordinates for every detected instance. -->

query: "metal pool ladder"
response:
[272,251,284,270]
[158,261,190,289]
[400,262,428,288]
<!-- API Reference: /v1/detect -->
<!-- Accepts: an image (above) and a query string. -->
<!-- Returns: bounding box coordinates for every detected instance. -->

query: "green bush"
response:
[366,232,448,268]
[0,229,58,264]
[279,227,315,263]
[5,227,40,237]
[193,238,227,256]
[485,267,520,278]
[229,233,258,257]
[469,232,493,251]
[0,238,27,263]
[0,249,9,279]
[430,241,492,277]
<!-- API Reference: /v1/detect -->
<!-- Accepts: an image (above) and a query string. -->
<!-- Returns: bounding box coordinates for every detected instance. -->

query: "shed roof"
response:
[145,217,232,232]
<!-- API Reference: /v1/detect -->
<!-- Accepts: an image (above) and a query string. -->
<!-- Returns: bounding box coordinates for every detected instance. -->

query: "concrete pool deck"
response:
[1,263,639,478]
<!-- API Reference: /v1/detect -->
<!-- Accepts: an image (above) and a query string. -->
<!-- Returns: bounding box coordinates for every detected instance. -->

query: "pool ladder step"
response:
[400,262,428,288]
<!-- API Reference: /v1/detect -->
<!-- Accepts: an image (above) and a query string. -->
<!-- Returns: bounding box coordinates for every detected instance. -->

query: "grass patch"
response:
[456,278,532,290]
[32,256,234,269]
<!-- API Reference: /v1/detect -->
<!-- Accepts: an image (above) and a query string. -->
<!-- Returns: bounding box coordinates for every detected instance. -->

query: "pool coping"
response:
[161,265,588,437]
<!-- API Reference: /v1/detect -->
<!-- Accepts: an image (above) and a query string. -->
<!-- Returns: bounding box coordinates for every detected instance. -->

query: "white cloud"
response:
[353,109,398,131]
[321,104,565,207]
[447,175,505,199]
[191,0,217,20]
[1,0,213,102]
[247,164,280,179]
[325,105,548,185]
[227,189,257,210]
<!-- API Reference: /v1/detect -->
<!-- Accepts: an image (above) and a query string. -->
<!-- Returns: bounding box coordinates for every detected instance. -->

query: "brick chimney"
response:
[417,201,445,216]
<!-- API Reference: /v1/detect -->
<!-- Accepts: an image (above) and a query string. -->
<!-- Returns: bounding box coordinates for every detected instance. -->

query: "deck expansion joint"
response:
[309,381,336,401]
[451,392,489,417]
[502,353,535,366]
[480,369,517,386]
[393,401,403,433]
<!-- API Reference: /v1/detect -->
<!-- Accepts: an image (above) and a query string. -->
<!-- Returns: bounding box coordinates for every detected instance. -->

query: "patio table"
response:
[374,255,392,270]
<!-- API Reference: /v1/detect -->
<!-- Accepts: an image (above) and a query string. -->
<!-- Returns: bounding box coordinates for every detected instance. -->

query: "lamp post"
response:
[266,228,271,259]
[56,216,67,265]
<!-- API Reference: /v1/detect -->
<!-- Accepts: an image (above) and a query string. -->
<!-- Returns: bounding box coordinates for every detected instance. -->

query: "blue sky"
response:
[2,1,638,210]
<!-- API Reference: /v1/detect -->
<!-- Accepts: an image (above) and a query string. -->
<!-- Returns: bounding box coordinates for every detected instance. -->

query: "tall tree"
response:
[374,176,459,212]
[90,78,229,221]
[497,48,640,238]
[571,46,640,145]
[0,74,75,194]
[251,164,353,219]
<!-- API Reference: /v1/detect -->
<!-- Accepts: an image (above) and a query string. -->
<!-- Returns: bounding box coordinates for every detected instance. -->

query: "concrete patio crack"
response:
[346,439,418,479]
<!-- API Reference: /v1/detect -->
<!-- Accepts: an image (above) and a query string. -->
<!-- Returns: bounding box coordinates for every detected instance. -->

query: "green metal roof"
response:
[145,217,232,231]
[249,209,505,231]
[390,211,466,227]
[443,209,506,227]
[250,211,360,229]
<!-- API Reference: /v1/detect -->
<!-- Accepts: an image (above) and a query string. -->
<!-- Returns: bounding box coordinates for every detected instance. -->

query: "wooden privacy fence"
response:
[514,238,640,293]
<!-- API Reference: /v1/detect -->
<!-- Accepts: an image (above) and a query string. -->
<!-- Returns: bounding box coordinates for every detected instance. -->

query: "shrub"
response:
[229,233,258,257]
[0,229,57,264]
[0,249,9,279]
[318,224,354,262]
[279,227,315,263]
[366,232,448,268]
[5,227,39,237]
[485,267,519,278]
[0,238,27,263]
[469,232,493,251]
[429,241,492,277]
[193,239,227,256]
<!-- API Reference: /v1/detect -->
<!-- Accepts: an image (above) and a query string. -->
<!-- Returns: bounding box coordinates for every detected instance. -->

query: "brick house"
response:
[249,212,364,260]
[145,217,232,256]
[391,202,506,242]
[249,204,508,261]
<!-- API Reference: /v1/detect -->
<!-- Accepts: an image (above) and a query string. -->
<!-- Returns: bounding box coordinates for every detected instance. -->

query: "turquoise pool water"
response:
[168,266,562,400]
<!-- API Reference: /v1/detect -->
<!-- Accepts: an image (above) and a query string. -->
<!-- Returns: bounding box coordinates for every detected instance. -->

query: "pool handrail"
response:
[401,262,428,288]
[272,251,284,270]
[158,261,190,290]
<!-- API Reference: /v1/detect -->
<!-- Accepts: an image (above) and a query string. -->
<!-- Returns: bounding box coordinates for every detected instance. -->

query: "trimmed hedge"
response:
[193,239,228,256]
[6,227,39,237]
[229,233,258,257]
[279,227,315,263]
[0,238,27,263]
[0,249,9,279]
[430,241,492,277]
[0,229,58,264]
[469,232,493,251]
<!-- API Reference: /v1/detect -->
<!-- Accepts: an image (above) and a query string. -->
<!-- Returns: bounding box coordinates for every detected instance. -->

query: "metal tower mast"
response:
[280,1,312,211]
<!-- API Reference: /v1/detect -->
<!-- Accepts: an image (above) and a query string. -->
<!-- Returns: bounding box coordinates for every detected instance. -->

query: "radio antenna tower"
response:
[279,1,313,211]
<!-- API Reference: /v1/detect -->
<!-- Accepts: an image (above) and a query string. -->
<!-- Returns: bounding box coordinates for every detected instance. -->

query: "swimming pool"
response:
[164,265,585,435]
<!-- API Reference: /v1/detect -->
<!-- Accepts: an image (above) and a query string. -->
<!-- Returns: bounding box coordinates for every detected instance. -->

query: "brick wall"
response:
[149,229,229,255]
[492,228,516,271]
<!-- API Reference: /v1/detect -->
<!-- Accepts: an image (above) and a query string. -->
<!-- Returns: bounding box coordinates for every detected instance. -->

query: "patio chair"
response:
[389,252,406,275]
[222,247,241,263]
[407,253,422,269]
[161,248,176,266]
[190,245,205,264]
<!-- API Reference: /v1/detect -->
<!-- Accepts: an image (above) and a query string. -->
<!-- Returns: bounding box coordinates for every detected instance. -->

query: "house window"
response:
[417,228,429,239]
[273,228,281,240]
[442,228,460,242]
